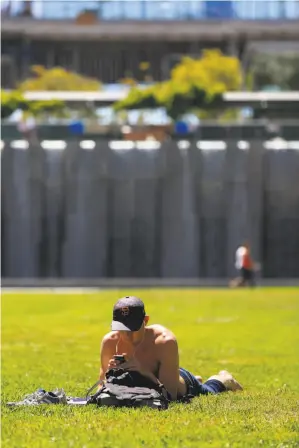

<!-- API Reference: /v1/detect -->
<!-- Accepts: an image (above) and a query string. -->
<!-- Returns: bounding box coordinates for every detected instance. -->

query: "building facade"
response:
[1,1,299,87]
[2,0,299,20]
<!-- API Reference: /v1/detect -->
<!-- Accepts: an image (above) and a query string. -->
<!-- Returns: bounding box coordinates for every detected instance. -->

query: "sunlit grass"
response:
[2,288,299,447]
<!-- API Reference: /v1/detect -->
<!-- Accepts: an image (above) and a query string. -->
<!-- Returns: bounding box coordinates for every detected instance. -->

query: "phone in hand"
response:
[113,355,125,364]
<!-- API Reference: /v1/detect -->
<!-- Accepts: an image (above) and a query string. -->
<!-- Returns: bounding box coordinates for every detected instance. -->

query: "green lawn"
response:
[2,288,299,448]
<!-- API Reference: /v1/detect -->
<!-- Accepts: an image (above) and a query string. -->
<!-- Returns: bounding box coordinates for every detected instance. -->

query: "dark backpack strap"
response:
[154,382,172,401]
[176,394,194,403]
[85,379,104,401]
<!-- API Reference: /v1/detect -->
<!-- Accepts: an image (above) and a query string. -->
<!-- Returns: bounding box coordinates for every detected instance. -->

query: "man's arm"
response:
[99,334,116,382]
[100,333,159,385]
[157,337,180,401]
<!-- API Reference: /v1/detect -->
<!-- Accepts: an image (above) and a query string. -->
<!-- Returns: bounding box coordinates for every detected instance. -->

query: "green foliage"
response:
[19,65,101,91]
[30,100,65,116]
[2,288,299,448]
[1,66,101,119]
[1,89,29,118]
[1,90,65,119]
[252,53,299,90]
[115,50,243,119]
[196,108,239,121]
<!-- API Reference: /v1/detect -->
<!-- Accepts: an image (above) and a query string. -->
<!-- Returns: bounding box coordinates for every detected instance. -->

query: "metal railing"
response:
[3,0,299,21]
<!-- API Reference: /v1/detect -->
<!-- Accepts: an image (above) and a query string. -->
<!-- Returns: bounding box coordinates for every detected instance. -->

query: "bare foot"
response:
[207,370,243,392]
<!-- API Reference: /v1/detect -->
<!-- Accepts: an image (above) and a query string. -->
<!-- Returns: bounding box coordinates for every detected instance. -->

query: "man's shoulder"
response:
[101,331,118,346]
[147,325,177,345]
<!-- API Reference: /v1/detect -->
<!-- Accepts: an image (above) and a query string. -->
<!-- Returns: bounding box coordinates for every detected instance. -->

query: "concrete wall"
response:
[1,139,299,279]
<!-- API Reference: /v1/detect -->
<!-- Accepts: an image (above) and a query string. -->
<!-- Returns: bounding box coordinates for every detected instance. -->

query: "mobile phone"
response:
[113,355,125,364]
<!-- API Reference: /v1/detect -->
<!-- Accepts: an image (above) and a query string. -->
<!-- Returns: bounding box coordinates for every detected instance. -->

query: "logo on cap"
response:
[121,307,130,316]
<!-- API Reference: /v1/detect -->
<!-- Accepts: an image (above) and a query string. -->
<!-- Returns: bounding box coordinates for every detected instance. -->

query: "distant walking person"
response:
[230,241,257,288]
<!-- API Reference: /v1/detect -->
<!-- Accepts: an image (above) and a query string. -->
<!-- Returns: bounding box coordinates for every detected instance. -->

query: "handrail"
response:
[10,90,299,103]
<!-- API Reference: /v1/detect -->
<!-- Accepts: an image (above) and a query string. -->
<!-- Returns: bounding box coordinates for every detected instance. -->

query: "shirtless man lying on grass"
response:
[99,296,242,400]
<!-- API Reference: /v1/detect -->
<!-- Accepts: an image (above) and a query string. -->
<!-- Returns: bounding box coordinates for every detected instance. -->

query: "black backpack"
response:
[86,369,170,410]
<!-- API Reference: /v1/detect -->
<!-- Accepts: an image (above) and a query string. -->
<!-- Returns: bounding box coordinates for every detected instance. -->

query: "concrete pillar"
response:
[161,142,199,278]
[41,149,65,277]
[130,147,164,277]
[246,140,264,270]
[62,142,108,278]
[263,145,299,277]
[200,145,228,277]
[225,142,250,278]
[2,143,42,277]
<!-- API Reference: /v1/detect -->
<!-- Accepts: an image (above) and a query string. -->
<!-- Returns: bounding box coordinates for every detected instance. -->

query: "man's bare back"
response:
[99,296,242,400]
[100,324,187,399]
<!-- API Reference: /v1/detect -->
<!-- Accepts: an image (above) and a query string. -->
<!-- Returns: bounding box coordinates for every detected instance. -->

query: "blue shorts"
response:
[179,368,226,396]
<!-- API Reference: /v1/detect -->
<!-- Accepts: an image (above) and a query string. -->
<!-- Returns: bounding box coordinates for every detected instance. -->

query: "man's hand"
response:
[107,354,142,371]
[107,354,134,370]
[118,356,142,372]
[107,354,159,385]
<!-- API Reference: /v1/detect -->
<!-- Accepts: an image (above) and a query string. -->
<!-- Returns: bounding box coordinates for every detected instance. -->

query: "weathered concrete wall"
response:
[1,139,299,278]
[263,146,299,277]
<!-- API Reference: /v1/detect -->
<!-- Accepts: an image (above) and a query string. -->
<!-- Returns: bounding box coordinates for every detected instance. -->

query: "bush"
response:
[1,90,65,119]
[1,90,29,119]
[18,66,101,92]
[114,50,242,119]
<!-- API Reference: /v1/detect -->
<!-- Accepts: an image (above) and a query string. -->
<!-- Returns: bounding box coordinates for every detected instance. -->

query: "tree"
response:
[18,66,101,91]
[114,50,243,119]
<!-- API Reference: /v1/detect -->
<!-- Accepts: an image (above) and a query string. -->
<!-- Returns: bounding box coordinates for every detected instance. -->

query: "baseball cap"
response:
[111,296,146,331]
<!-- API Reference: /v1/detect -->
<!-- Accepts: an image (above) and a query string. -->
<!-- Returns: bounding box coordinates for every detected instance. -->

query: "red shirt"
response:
[242,249,253,269]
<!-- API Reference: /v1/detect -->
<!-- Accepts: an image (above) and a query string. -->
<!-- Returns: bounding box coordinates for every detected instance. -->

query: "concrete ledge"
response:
[2,19,299,41]
[2,278,299,288]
